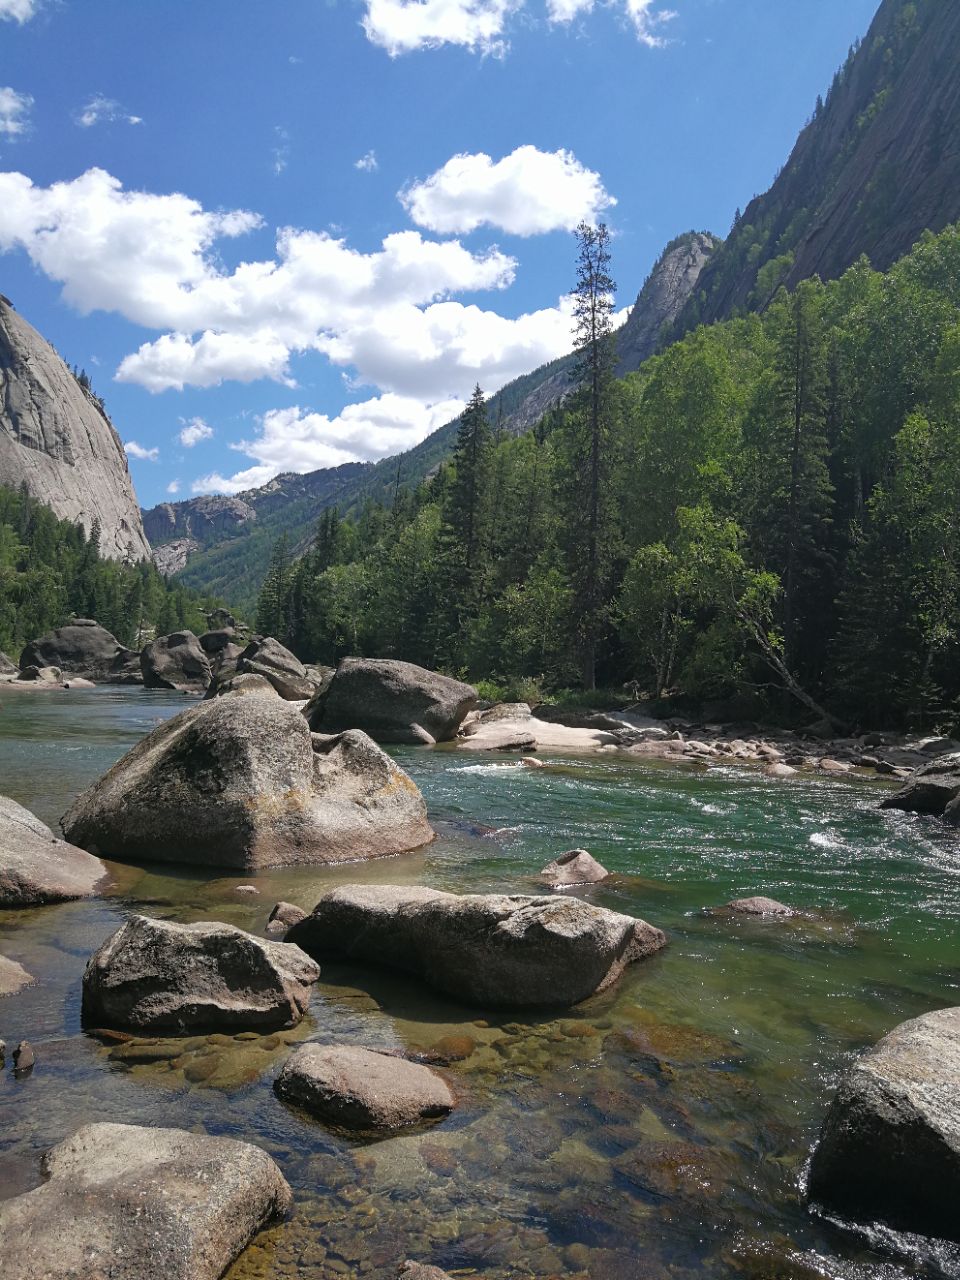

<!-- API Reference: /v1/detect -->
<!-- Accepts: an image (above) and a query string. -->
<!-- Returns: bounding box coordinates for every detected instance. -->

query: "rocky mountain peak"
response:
[0,295,151,562]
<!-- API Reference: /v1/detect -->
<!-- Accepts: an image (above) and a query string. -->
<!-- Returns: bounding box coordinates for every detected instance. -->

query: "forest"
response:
[253,223,960,731]
[0,483,217,656]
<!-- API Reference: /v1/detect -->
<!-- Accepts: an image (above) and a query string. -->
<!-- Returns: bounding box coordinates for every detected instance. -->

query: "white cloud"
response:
[361,0,517,56]
[166,479,181,495]
[124,440,159,461]
[0,87,32,138]
[193,394,466,494]
[273,126,290,176]
[75,94,143,128]
[623,0,676,46]
[401,145,615,236]
[177,417,214,447]
[355,150,378,173]
[0,0,36,21]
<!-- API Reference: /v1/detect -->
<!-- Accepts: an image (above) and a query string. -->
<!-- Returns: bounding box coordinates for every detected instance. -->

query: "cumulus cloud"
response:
[0,87,32,137]
[124,440,159,461]
[75,94,142,128]
[193,394,467,494]
[177,417,213,447]
[0,0,37,21]
[166,479,181,495]
[401,145,615,236]
[355,150,378,173]
[361,0,518,56]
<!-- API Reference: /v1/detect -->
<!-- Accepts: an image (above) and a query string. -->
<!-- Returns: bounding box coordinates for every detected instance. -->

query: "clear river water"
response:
[0,686,958,1280]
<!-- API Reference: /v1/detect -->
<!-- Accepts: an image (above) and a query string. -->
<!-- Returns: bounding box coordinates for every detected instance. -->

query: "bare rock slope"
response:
[0,295,150,561]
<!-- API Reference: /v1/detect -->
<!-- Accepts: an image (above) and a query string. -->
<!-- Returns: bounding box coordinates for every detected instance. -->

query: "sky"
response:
[0,0,879,510]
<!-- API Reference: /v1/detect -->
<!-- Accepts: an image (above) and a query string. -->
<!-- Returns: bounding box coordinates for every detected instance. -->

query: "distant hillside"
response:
[670,0,960,336]
[146,230,718,605]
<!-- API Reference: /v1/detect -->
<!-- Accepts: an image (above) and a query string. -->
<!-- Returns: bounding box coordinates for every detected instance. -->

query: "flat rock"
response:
[141,630,212,693]
[0,793,105,906]
[287,884,667,1008]
[61,694,434,870]
[712,896,795,918]
[540,848,610,886]
[459,721,538,751]
[807,1006,960,1242]
[0,1122,292,1279]
[82,914,320,1033]
[0,954,33,996]
[307,657,477,744]
[880,751,960,816]
[275,1043,455,1130]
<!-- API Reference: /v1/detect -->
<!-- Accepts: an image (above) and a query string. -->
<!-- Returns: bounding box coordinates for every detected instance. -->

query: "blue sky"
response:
[0,0,878,509]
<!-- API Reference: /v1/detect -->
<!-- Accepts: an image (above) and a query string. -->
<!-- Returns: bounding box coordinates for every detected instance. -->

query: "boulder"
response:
[81,914,320,1033]
[287,885,667,1008]
[476,702,533,723]
[879,751,960,816]
[0,954,33,996]
[12,1040,34,1073]
[308,657,477,744]
[17,663,62,683]
[231,635,316,700]
[539,848,610,886]
[0,649,16,674]
[19,620,135,681]
[275,1043,455,1130]
[458,722,538,751]
[266,901,308,933]
[140,630,212,693]
[1,794,105,906]
[709,896,795,918]
[807,1006,960,1242]
[198,628,237,655]
[401,1264,453,1280]
[765,762,797,778]
[205,671,278,700]
[61,695,434,870]
[0,1122,292,1279]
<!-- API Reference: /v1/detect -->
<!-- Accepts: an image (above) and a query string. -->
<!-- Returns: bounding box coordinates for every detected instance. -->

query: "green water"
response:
[1,687,959,1279]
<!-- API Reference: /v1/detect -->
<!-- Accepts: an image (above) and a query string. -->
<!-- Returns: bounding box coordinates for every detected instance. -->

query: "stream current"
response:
[0,686,958,1280]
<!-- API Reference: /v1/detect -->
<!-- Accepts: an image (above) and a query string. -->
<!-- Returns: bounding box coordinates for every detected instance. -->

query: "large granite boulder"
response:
[141,629,212,693]
[307,657,477,745]
[879,751,960,817]
[807,1006,960,1241]
[61,694,434,869]
[19,619,135,681]
[287,885,667,1008]
[1,794,105,906]
[82,914,320,1033]
[275,1043,455,1130]
[234,636,317,700]
[0,1122,292,1279]
[0,649,17,674]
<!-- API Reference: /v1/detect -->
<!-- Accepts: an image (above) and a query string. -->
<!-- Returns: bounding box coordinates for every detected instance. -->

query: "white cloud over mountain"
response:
[124,440,159,461]
[361,0,677,54]
[401,145,615,236]
[0,87,32,137]
[177,417,214,447]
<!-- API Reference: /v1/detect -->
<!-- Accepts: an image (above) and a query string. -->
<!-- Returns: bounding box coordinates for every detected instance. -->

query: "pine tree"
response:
[256,533,293,640]
[446,385,491,573]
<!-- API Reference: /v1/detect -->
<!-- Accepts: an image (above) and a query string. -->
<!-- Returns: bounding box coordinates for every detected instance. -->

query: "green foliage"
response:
[247,223,960,729]
[0,484,220,655]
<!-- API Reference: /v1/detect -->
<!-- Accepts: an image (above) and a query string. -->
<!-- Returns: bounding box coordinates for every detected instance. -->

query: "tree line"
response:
[256,222,960,730]
[0,483,218,656]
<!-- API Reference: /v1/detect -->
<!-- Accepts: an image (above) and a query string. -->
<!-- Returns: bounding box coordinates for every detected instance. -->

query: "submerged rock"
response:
[807,1006,960,1242]
[287,884,666,1008]
[539,848,610,886]
[401,1263,454,1280]
[0,954,33,996]
[140,629,212,693]
[1,794,105,906]
[0,1122,292,1279]
[710,896,795,918]
[61,694,434,869]
[275,1043,455,1130]
[879,751,960,817]
[307,657,477,744]
[82,914,320,1033]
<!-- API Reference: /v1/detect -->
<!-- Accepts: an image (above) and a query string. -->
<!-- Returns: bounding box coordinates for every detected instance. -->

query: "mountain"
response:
[147,229,718,601]
[670,0,960,336]
[0,295,151,562]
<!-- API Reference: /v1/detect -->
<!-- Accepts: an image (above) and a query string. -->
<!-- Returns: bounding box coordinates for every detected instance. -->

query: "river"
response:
[1,686,958,1279]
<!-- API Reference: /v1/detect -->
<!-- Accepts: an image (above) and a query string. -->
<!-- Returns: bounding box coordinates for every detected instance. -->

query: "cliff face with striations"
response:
[671,0,960,334]
[0,295,150,561]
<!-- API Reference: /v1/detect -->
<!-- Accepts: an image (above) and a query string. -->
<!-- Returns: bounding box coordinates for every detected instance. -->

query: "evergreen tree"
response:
[255,533,293,640]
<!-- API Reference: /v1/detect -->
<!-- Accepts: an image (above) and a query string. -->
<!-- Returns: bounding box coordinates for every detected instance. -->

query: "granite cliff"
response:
[0,295,150,562]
